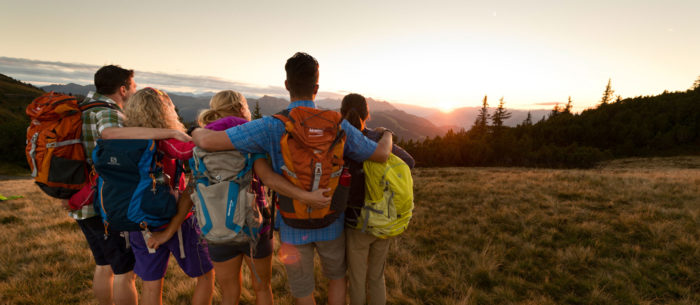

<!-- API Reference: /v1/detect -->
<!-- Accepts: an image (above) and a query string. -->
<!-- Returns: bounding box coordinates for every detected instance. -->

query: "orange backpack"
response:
[26,92,113,199]
[273,107,350,229]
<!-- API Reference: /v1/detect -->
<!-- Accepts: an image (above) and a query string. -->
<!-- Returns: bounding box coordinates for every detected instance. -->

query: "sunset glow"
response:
[1,0,698,111]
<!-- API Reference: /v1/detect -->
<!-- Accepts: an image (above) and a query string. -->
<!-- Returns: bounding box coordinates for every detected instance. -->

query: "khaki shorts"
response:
[283,231,346,298]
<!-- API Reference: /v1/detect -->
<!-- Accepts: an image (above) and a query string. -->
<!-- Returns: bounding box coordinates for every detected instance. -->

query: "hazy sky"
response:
[1,0,698,111]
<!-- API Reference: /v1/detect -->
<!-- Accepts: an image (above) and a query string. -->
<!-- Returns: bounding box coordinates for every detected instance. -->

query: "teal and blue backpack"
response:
[92,139,181,232]
[189,147,263,245]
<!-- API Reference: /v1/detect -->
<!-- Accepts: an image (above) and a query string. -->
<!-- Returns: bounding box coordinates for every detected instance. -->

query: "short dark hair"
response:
[94,65,134,95]
[285,52,319,98]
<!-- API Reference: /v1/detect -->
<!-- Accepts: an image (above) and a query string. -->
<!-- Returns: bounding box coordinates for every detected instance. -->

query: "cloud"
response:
[533,102,562,106]
[0,57,339,99]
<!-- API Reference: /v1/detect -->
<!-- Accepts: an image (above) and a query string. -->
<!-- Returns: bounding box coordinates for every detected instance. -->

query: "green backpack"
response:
[356,153,414,238]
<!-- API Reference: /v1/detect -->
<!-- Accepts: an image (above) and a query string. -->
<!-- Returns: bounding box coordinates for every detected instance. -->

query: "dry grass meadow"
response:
[1,156,699,304]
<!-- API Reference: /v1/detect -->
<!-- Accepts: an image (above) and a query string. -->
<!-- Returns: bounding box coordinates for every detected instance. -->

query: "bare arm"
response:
[367,129,392,162]
[253,158,331,209]
[102,127,191,142]
[191,128,235,152]
[147,185,194,249]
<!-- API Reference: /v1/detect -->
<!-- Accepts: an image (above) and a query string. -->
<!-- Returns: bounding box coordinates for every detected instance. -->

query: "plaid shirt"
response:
[225,100,377,245]
[69,92,124,220]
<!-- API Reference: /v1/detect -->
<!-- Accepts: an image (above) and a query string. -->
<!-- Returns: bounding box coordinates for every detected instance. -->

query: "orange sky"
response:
[1,0,698,112]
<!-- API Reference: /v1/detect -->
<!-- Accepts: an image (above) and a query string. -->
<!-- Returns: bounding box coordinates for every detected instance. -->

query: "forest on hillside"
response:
[399,78,700,168]
[0,74,44,170]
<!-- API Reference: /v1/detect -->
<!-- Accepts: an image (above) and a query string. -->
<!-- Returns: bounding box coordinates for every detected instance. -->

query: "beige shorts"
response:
[282,231,346,298]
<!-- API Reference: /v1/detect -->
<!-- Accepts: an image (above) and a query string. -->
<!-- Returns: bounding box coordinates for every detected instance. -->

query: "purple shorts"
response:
[129,217,213,281]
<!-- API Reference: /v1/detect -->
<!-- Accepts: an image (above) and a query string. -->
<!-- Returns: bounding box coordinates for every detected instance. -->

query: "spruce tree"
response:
[564,96,573,114]
[471,95,489,137]
[601,78,614,104]
[491,97,512,130]
[522,111,533,126]
[252,101,262,120]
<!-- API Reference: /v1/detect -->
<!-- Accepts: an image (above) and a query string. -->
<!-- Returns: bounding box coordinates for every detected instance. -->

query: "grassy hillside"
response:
[1,157,698,304]
[0,74,44,173]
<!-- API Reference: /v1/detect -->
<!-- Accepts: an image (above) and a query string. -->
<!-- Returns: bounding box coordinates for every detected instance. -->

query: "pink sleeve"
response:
[159,139,195,160]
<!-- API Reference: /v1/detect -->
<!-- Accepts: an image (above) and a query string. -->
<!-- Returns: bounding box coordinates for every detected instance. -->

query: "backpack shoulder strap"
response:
[80,100,119,112]
[272,109,291,122]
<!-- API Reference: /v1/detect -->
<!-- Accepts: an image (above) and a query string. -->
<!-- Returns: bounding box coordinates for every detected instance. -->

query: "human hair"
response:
[198,90,248,127]
[340,93,369,131]
[94,65,134,95]
[285,52,319,99]
[123,88,185,132]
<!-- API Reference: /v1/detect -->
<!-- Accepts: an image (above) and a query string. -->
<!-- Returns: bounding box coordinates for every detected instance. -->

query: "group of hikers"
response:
[48,52,415,305]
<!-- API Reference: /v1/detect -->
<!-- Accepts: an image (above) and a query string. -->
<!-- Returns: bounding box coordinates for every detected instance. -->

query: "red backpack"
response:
[26,91,113,201]
[273,107,350,229]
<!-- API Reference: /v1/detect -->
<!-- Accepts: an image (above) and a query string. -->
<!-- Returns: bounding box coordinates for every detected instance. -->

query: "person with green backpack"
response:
[191,52,394,305]
[341,93,415,305]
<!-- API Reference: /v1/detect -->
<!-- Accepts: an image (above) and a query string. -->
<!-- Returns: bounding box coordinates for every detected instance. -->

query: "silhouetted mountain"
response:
[42,83,94,95]
[247,95,289,116]
[315,97,398,112]
[247,96,441,140]
[366,110,448,140]
[391,102,443,117]
[40,83,212,123]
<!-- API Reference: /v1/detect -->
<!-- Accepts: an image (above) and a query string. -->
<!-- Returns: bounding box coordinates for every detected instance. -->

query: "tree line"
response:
[398,78,700,168]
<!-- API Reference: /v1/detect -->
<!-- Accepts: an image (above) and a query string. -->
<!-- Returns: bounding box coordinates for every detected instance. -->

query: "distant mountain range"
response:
[39,83,448,140]
[39,82,555,139]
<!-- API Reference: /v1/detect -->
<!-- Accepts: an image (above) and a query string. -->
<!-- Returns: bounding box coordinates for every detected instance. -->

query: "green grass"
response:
[0,162,31,176]
[0,156,699,304]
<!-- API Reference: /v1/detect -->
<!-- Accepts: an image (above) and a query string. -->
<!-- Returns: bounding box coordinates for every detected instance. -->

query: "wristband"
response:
[186,126,199,136]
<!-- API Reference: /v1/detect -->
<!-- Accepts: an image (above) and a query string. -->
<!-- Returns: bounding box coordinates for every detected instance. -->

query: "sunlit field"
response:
[1,156,699,304]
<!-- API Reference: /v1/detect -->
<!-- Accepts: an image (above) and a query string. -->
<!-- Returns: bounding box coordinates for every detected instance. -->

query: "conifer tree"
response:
[564,96,573,114]
[601,78,614,104]
[471,95,489,137]
[491,97,512,130]
[252,101,262,120]
[522,111,533,126]
[550,104,561,117]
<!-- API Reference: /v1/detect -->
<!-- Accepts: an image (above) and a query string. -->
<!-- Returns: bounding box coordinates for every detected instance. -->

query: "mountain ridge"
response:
[39,83,444,140]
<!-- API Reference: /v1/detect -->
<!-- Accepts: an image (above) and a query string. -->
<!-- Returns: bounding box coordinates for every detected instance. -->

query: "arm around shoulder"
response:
[367,130,392,163]
[191,128,235,151]
[101,127,191,142]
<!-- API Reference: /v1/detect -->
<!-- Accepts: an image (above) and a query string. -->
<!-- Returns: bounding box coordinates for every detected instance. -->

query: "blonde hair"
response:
[124,88,185,132]
[198,90,248,127]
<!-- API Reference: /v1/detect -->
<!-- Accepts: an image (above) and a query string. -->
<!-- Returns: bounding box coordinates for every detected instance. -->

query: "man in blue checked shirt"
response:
[192,52,392,305]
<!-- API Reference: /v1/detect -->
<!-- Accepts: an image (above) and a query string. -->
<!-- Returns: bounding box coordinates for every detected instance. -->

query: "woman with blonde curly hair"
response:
[123,87,215,305]
[197,90,330,305]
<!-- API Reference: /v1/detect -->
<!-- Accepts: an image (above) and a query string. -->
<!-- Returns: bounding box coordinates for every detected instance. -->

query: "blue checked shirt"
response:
[225,100,377,245]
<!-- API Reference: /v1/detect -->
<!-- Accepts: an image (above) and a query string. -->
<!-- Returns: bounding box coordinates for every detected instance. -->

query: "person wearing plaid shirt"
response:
[75,65,191,305]
[192,53,393,305]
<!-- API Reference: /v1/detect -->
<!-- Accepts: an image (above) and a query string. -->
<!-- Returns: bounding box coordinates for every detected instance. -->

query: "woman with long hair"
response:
[341,93,415,305]
[123,87,215,305]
